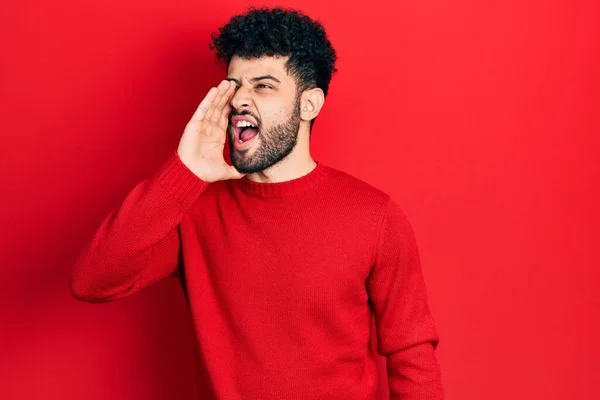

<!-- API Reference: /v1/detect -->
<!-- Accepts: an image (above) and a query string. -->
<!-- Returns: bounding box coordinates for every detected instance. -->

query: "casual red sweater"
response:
[71,151,443,399]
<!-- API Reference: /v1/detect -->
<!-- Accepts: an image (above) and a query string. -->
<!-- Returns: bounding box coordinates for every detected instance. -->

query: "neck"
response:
[246,125,315,183]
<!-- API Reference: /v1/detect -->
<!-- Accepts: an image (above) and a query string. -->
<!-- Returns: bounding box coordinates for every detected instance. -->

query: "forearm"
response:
[70,152,208,302]
[386,342,443,400]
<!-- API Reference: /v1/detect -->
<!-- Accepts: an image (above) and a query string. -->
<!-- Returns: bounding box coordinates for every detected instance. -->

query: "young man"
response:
[71,6,444,399]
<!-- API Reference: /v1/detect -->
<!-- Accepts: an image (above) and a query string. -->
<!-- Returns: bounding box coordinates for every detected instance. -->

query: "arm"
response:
[71,79,244,303]
[70,152,209,303]
[366,198,444,399]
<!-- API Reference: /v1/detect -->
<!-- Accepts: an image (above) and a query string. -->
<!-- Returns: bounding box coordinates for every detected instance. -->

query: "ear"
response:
[300,88,325,122]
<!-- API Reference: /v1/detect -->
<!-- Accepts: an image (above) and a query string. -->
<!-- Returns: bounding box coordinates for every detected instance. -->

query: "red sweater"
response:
[71,151,443,399]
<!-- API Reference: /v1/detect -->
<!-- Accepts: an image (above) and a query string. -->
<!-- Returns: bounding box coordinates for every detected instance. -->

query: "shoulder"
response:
[321,163,392,212]
[322,163,414,223]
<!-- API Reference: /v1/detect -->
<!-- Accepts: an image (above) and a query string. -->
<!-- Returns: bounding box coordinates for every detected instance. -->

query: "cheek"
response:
[254,94,296,124]
[257,104,286,125]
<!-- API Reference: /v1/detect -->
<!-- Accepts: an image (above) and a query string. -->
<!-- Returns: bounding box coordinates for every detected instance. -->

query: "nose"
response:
[230,84,252,110]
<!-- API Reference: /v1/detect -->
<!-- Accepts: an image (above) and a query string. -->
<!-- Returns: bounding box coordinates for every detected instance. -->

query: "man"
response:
[71,6,444,399]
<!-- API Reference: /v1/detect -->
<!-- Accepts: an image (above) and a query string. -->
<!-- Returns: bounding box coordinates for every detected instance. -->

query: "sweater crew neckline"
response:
[237,162,328,198]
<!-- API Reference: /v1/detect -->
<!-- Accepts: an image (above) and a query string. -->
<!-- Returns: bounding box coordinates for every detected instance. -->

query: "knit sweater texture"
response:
[71,151,443,399]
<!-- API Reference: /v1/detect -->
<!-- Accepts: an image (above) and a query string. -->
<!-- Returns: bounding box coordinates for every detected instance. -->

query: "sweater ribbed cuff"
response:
[153,151,209,210]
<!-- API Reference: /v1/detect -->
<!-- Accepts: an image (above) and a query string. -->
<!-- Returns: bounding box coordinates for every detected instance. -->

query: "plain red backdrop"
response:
[1,0,599,399]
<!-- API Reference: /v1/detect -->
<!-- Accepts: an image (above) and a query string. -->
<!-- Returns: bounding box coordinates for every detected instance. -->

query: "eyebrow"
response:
[226,75,281,85]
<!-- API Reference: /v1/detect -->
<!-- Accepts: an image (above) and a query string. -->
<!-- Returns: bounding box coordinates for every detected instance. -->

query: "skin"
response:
[177,55,325,184]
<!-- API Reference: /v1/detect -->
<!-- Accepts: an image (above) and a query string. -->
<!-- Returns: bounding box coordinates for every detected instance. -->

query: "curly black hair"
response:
[209,6,338,97]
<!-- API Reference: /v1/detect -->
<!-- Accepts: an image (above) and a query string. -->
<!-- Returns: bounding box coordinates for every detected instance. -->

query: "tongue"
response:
[241,128,258,142]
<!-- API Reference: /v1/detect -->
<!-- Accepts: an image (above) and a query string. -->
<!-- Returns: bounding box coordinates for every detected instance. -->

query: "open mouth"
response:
[234,120,259,144]
[230,115,260,149]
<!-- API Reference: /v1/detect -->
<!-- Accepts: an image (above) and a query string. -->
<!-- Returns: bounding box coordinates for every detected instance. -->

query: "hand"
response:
[177,80,245,183]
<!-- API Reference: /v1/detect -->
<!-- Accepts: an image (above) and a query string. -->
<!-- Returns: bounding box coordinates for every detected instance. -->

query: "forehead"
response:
[227,55,294,84]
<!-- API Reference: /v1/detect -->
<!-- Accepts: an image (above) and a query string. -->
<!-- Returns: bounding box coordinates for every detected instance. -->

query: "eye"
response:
[256,83,272,89]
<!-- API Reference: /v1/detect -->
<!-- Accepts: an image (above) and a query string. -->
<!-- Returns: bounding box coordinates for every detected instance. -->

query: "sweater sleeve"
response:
[366,198,444,399]
[70,151,209,303]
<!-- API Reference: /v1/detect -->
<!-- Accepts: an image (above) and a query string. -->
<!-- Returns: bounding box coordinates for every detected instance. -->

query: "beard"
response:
[228,95,301,174]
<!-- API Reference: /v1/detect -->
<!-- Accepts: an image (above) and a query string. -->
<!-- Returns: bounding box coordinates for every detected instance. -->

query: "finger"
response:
[190,87,218,122]
[210,81,236,123]
[216,83,236,130]
[205,80,231,121]
[218,103,232,131]
[207,80,234,123]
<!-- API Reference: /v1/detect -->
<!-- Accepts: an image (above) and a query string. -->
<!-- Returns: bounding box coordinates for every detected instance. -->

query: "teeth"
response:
[236,120,256,128]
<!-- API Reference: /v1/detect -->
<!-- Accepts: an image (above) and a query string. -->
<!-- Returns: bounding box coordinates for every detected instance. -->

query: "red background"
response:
[2,0,599,399]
